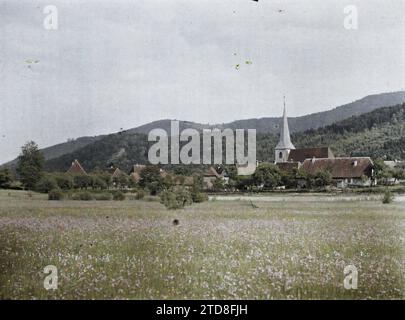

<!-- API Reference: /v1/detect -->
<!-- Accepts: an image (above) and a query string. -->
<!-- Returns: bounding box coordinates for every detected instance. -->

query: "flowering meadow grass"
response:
[0,190,404,299]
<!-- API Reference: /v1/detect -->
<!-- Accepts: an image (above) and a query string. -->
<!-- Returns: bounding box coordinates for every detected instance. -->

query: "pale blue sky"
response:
[1,0,405,163]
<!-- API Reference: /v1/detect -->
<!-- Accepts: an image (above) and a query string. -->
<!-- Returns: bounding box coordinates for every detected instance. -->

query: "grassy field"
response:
[0,190,404,299]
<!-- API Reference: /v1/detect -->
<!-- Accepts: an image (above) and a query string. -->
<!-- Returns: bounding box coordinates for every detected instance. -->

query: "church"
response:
[274,104,375,188]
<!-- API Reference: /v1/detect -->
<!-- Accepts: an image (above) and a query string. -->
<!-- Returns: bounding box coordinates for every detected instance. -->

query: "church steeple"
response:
[275,96,295,163]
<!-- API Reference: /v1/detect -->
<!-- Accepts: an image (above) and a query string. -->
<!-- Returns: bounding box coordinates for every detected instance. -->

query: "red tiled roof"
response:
[288,147,334,163]
[276,162,300,172]
[300,157,373,179]
[66,159,87,175]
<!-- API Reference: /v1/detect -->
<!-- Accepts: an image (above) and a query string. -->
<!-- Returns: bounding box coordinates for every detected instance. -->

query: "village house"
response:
[129,164,168,184]
[300,157,374,188]
[129,164,146,184]
[273,103,375,188]
[173,175,195,188]
[203,166,229,190]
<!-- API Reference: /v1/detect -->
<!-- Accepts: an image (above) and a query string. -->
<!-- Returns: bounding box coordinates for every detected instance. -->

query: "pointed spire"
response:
[276,96,295,150]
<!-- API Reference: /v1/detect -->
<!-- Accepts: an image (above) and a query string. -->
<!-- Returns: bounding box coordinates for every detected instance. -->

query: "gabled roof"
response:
[130,172,141,183]
[288,147,334,163]
[111,168,124,178]
[276,162,300,172]
[300,157,374,179]
[275,106,295,150]
[66,159,87,175]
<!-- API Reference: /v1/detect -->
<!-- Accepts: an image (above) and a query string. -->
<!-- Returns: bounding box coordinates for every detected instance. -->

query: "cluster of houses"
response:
[67,105,403,190]
[267,106,376,188]
[66,160,227,190]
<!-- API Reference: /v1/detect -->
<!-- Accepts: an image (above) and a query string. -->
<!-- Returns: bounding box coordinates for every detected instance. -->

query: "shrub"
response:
[71,191,93,201]
[160,187,193,209]
[192,191,208,203]
[93,193,112,201]
[80,191,93,201]
[382,189,394,204]
[55,174,74,190]
[36,176,58,193]
[91,176,108,190]
[48,189,64,200]
[73,174,92,189]
[314,170,332,187]
[112,190,125,201]
[135,190,146,200]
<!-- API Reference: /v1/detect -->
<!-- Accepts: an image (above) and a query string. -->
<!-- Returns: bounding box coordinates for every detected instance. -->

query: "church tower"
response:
[275,97,295,163]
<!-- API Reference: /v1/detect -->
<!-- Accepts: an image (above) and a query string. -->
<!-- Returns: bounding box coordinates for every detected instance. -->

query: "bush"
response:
[73,174,92,189]
[93,193,112,201]
[48,189,64,200]
[112,190,125,201]
[36,176,58,193]
[71,191,93,201]
[91,176,108,190]
[192,191,208,203]
[55,174,74,190]
[160,187,193,209]
[382,189,394,204]
[135,190,146,200]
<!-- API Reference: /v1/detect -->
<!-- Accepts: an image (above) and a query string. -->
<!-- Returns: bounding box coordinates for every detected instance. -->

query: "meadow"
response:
[0,190,404,299]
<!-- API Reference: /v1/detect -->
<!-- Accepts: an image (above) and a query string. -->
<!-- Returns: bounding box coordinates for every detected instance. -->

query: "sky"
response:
[1,0,405,163]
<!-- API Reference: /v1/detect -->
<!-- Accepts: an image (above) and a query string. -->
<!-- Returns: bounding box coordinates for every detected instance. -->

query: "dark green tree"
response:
[0,168,12,188]
[35,175,59,193]
[54,174,74,190]
[73,174,92,189]
[139,165,164,195]
[314,170,332,187]
[16,141,44,190]
[252,163,281,189]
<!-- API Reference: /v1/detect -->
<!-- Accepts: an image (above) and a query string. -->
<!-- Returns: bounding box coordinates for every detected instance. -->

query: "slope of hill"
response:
[44,103,405,173]
[128,91,405,135]
[1,135,105,168]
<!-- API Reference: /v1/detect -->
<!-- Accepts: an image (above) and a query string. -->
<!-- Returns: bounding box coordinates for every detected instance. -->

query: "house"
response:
[173,175,195,188]
[203,167,223,190]
[129,164,145,184]
[66,159,87,175]
[128,164,167,184]
[301,157,375,188]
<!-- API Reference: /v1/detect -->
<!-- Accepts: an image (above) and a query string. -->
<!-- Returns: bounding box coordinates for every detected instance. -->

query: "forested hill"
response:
[2,91,405,169]
[257,103,405,161]
[126,91,405,135]
[43,103,405,173]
